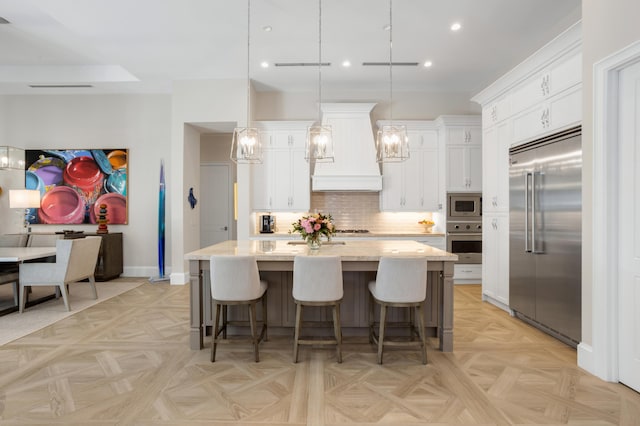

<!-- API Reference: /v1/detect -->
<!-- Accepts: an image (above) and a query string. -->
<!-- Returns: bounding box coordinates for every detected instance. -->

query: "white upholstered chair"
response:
[368,256,428,364]
[292,255,344,363]
[19,236,102,312]
[209,255,268,362]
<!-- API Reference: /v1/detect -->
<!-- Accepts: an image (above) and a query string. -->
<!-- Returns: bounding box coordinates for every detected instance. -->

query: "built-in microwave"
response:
[447,193,482,219]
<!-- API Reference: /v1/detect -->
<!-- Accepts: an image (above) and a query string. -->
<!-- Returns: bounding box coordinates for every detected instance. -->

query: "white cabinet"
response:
[482,120,510,213]
[379,124,443,212]
[251,121,313,212]
[471,21,581,312]
[482,213,509,310]
[439,117,483,192]
[453,264,482,284]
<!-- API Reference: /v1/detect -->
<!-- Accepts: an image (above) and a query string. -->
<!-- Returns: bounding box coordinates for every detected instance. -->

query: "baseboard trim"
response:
[170,272,189,285]
[577,342,594,373]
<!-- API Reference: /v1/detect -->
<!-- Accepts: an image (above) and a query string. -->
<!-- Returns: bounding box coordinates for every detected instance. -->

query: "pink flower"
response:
[314,223,321,231]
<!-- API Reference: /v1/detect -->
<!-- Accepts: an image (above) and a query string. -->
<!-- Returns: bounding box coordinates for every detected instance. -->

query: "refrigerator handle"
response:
[531,171,537,254]
[525,173,531,253]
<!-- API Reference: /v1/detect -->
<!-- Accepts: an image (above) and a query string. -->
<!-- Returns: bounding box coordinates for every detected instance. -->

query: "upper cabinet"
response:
[438,116,483,193]
[251,121,313,212]
[378,122,443,212]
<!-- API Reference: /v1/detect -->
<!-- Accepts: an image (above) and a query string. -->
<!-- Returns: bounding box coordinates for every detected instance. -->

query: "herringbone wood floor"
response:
[0,282,638,425]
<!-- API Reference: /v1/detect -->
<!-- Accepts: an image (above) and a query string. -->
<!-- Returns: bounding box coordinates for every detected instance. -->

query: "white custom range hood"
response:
[312,103,382,192]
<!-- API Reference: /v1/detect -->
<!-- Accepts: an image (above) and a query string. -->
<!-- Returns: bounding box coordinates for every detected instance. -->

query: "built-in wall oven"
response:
[446,192,482,264]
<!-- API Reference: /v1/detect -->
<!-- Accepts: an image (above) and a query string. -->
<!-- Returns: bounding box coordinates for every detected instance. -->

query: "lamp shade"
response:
[376,124,409,162]
[9,189,41,209]
[0,146,25,170]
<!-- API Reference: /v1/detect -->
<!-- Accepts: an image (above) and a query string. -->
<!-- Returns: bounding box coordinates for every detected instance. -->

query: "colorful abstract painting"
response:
[25,149,128,225]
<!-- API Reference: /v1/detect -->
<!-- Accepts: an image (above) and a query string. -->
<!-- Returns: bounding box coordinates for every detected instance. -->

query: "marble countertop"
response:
[185,239,457,262]
[251,232,446,239]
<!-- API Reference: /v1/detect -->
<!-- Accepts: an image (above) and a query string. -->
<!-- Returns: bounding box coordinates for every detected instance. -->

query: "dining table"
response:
[185,239,458,352]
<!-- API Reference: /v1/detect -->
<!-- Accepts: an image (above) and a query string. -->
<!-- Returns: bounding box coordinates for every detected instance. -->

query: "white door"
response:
[618,59,640,392]
[200,163,231,247]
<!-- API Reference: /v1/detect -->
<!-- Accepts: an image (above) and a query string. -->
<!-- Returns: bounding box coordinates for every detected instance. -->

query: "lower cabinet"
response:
[453,264,482,284]
[482,213,510,311]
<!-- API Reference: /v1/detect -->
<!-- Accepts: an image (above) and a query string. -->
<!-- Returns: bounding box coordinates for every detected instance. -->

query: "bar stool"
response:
[209,255,268,362]
[368,256,428,364]
[292,255,343,363]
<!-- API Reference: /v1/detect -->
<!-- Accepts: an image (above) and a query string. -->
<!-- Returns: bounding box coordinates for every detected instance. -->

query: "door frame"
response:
[585,39,640,381]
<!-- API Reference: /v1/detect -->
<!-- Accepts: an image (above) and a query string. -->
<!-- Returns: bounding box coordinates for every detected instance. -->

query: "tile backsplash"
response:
[257,192,443,234]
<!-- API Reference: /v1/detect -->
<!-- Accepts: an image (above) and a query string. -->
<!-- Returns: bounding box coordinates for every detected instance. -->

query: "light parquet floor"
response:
[0,283,638,425]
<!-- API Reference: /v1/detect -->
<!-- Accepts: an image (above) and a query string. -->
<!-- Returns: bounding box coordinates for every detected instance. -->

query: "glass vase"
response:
[306,235,321,250]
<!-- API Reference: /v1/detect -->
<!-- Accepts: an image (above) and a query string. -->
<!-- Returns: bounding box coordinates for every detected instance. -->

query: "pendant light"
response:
[376,0,409,163]
[305,0,334,163]
[231,0,262,164]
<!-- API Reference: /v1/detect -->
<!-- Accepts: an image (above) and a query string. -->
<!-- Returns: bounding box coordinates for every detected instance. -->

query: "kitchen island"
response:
[185,240,458,352]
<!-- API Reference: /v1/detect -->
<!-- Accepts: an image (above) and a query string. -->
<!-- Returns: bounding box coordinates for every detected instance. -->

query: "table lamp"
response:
[9,189,41,233]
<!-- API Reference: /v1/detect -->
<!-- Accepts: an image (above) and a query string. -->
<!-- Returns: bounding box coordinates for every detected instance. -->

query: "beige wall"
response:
[581,0,640,346]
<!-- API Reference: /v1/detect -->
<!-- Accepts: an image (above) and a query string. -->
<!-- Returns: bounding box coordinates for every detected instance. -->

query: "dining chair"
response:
[209,255,268,362]
[368,256,429,364]
[292,255,344,363]
[19,236,102,312]
[0,234,29,306]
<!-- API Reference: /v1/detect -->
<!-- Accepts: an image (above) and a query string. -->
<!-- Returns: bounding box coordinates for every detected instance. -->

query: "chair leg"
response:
[377,304,387,364]
[368,293,375,344]
[293,303,302,363]
[12,282,19,306]
[88,276,98,299]
[222,305,228,339]
[416,304,427,365]
[59,284,70,311]
[249,301,259,362]
[19,284,27,313]
[332,303,342,363]
[211,302,221,362]
[262,292,268,342]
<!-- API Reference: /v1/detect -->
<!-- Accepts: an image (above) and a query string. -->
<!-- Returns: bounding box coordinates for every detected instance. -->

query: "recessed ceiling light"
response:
[450,22,462,32]
[263,25,272,32]
[342,60,351,68]
[260,61,269,68]
[423,60,433,68]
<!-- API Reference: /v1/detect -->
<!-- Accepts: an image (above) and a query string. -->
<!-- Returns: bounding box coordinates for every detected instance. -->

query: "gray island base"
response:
[185,240,458,352]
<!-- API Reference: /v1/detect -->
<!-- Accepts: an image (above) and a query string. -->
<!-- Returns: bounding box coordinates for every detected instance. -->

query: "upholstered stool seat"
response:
[368,256,428,364]
[292,255,343,363]
[209,255,268,362]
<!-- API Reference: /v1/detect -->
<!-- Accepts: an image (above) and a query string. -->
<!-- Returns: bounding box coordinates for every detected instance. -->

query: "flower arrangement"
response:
[290,212,336,248]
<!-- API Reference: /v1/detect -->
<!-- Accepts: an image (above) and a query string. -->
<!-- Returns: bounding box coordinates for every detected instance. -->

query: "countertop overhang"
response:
[185,239,457,262]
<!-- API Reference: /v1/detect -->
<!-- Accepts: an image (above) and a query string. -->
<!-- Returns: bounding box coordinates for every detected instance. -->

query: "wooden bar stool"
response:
[209,255,268,362]
[368,256,428,364]
[292,255,343,363]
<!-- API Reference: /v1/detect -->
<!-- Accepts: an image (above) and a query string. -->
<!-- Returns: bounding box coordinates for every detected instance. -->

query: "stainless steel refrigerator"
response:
[509,126,581,346]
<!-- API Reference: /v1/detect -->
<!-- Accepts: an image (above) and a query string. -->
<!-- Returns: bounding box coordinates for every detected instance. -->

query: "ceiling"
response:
[0,0,581,96]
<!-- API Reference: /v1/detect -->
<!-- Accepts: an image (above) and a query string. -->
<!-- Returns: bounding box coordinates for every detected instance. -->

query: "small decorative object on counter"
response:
[96,203,109,234]
[290,212,336,250]
[418,219,435,233]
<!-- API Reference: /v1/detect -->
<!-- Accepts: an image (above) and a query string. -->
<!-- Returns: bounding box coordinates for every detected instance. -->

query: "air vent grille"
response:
[274,62,331,67]
[0,17,10,24]
[29,85,94,88]
[362,62,419,66]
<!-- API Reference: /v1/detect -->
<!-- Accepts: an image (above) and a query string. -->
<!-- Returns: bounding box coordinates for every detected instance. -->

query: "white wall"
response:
[255,90,481,121]
[581,0,640,348]
[169,79,247,284]
[0,94,172,277]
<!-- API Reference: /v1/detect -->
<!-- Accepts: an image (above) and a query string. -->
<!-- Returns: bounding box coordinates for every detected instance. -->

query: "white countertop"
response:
[185,239,457,262]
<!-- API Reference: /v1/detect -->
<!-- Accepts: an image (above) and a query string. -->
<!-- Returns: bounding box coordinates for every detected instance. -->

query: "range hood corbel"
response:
[311,103,382,192]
